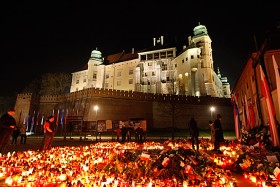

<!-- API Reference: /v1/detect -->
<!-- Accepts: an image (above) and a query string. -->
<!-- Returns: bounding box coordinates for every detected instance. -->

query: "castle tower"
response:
[87,48,105,89]
[191,23,216,96]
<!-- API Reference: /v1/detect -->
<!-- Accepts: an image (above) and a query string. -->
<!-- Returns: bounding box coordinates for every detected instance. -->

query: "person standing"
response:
[209,120,215,143]
[11,126,20,146]
[41,115,56,151]
[121,125,127,143]
[20,123,27,144]
[0,108,16,153]
[138,126,144,143]
[213,114,224,153]
[188,117,199,151]
[116,126,121,142]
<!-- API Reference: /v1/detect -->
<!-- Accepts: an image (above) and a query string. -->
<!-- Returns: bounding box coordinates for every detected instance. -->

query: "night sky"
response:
[1,1,279,97]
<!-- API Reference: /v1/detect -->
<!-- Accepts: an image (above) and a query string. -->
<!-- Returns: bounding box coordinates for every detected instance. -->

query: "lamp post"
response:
[94,105,99,141]
[210,106,215,120]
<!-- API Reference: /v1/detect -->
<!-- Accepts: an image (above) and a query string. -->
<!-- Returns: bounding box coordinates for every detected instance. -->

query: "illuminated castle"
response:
[70,23,230,98]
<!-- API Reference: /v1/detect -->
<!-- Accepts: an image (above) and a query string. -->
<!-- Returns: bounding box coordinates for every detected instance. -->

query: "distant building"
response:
[70,23,230,98]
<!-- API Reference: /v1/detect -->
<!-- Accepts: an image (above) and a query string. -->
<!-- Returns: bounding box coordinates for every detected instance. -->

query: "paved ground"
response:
[1,135,256,187]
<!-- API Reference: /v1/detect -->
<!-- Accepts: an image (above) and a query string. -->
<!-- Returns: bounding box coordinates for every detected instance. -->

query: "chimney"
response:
[153,38,156,46]
[188,36,192,45]
[161,36,164,45]
[132,48,134,54]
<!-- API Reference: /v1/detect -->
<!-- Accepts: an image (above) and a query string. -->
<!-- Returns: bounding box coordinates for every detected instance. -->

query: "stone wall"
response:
[14,88,234,131]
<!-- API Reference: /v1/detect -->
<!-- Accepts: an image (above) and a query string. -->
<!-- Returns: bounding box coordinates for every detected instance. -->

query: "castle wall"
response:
[15,88,234,131]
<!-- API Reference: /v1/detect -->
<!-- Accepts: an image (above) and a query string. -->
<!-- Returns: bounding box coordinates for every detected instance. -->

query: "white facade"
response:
[70,24,231,98]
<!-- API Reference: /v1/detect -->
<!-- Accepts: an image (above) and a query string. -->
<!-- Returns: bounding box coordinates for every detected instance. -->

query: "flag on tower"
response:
[260,64,280,146]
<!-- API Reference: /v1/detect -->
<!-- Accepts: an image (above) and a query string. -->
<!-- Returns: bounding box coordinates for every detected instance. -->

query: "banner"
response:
[232,93,241,139]
[260,65,280,146]
[244,95,251,129]
[272,55,280,120]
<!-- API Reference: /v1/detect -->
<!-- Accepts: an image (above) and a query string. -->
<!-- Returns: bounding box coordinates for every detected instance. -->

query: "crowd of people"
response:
[0,108,57,154]
[188,114,224,153]
[0,106,224,154]
[119,124,144,143]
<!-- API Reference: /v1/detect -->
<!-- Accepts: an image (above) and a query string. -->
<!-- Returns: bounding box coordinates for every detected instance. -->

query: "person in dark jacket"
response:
[20,123,27,144]
[188,117,199,151]
[11,126,20,146]
[213,114,224,153]
[0,108,16,153]
[121,125,127,143]
[41,115,56,151]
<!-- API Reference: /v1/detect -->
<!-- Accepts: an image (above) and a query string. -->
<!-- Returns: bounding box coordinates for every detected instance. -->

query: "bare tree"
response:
[21,79,41,95]
[40,72,71,95]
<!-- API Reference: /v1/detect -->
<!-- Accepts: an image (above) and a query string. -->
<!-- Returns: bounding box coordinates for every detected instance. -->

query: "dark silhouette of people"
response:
[213,114,224,153]
[188,117,199,151]
[135,125,144,143]
[209,120,215,143]
[121,125,127,143]
[20,123,27,144]
[11,126,20,146]
[0,108,16,153]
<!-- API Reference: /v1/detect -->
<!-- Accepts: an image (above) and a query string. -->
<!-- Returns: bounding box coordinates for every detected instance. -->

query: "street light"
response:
[94,105,99,141]
[210,106,215,120]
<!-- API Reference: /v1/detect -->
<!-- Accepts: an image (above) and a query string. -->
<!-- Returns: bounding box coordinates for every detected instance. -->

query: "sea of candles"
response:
[0,139,279,186]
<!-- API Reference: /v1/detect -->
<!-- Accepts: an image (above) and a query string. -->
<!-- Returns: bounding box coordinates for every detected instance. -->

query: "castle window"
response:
[182,59,184,63]
[117,71,121,77]
[152,72,155,76]
[191,55,194,59]
[83,78,86,82]
[93,72,97,79]
[76,79,79,84]
[106,73,109,79]
[117,81,121,86]
[175,64,177,68]
[140,55,146,61]
[186,57,188,61]
[129,79,133,84]
[167,50,173,57]
[160,52,166,58]
[129,69,133,75]
[105,83,109,88]
[147,54,153,60]
[154,53,159,59]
